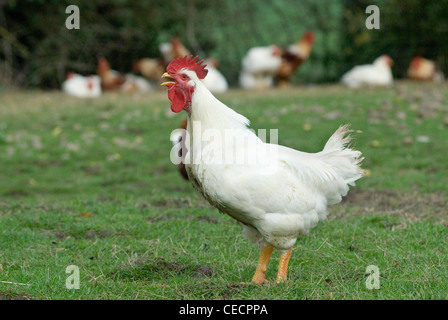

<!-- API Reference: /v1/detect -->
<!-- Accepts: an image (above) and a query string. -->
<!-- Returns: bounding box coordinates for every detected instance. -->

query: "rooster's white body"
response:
[341,55,393,88]
[182,69,364,251]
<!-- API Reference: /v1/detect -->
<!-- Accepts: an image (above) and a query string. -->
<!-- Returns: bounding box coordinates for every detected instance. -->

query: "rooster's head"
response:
[161,55,208,113]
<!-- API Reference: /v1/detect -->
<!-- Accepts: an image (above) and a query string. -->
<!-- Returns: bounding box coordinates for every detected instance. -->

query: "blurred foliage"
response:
[0,0,166,87]
[0,0,447,88]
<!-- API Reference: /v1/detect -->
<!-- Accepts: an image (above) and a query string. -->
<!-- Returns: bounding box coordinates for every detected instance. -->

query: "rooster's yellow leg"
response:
[251,245,274,284]
[276,248,293,283]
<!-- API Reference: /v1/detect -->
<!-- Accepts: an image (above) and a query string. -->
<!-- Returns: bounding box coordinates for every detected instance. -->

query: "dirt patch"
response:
[193,265,214,278]
[3,190,29,197]
[148,213,222,224]
[117,257,214,281]
[96,195,120,204]
[339,189,448,222]
[196,215,220,224]
[147,214,181,223]
[155,258,185,272]
[34,160,61,167]
[42,228,114,241]
[83,229,113,239]
[154,258,214,278]
[152,198,192,209]
[222,283,250,299]
[42,229,69,240]
[0,291,35,300]
[152,166,166,176]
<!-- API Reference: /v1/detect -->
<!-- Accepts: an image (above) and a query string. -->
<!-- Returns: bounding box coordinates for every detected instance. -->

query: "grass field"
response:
[0,82,447,300]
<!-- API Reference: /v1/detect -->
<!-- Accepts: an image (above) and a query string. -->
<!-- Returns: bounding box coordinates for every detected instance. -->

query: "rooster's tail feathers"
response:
[323,124,354,151]
[319,124,366,185]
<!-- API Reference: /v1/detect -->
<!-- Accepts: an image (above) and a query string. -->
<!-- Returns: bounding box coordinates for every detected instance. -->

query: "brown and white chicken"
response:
[160,37,192,65]
[97,57,126,91]
[97,57,154,93]
[277,31,315,88]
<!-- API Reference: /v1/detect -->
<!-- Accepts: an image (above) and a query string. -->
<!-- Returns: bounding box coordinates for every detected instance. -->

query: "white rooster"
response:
[239,45,283,89]
[62,72,101,98]
[162,56,364,283]
[341,55,394,88]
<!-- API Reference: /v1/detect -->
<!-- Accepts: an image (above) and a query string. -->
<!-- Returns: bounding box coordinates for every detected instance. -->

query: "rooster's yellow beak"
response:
[161,73,175,87]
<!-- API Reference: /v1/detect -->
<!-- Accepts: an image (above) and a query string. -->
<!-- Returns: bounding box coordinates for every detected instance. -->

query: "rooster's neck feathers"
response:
[185,70,250,131]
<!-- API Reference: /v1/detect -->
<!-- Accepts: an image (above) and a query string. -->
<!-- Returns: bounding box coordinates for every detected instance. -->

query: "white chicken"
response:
[62,72,101,98]
[162,56,364,283]
[202,58,228,93]
[239,45,282,89]
[341,55,394,88]
[120,74,155,93]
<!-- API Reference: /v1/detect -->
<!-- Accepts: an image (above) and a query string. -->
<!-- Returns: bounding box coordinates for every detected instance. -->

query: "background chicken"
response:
[120,74,155,93]
[160,37,192,65]
[133,58,165,82]
[97,57,154,93]
[97,57,127,91]
[341,55,394,88]
[239,45,283,89]
[407,56,445,82]
[133,37,191,83]
[62,72,102,98]
[202,58,228,93]
[276,31,315,88]
[162,56,364,283]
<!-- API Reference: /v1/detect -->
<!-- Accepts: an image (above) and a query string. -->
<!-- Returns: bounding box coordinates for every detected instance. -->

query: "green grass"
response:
[1,82,447,300]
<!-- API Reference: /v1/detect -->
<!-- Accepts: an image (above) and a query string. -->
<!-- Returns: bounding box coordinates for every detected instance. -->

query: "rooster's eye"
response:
[182,75,188,79]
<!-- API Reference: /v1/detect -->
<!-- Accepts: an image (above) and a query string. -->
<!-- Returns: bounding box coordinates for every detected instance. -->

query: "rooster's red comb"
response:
[166,55,208,80]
